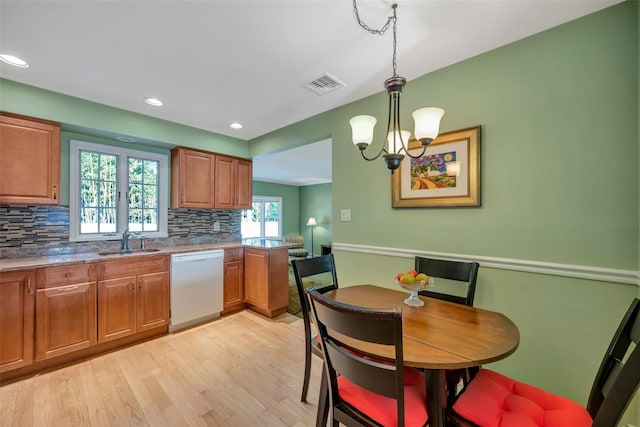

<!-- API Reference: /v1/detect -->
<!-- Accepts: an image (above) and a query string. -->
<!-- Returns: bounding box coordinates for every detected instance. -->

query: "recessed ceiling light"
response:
[144,97,164,107]
[230,122,243,129]
[116,136,136,143]
[0,54,29,68]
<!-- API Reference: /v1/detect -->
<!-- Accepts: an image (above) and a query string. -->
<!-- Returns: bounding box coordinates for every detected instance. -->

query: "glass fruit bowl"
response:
[396,279,429,307]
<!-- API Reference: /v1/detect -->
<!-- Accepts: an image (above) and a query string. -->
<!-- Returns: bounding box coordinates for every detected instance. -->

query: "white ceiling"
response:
[0,0,622,185]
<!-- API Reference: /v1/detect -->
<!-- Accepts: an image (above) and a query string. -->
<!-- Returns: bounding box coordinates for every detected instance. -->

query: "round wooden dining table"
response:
[319,284,520,427]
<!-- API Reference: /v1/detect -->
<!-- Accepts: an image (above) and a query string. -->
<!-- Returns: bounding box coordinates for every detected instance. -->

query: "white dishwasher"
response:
[170,250,224,332]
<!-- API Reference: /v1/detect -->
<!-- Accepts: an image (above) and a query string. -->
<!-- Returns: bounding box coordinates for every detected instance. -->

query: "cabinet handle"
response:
[131,281,135,291]
[65,273,71,277]
[26,277,32,293]
[139,280,142,290]
[53,185,57,200]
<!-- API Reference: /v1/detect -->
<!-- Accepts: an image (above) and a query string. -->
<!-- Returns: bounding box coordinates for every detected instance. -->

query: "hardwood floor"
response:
[0,311,323,426]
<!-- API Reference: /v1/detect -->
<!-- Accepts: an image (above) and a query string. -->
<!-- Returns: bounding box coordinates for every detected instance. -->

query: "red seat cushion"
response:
[452,369,592,427]
[337,370,428,427]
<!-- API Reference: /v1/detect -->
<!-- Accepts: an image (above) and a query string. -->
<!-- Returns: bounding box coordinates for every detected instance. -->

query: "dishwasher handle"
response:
[171,250,225,263]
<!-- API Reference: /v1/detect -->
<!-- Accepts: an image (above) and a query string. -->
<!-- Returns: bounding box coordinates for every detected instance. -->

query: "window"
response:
[69,140,168,242]
[241,196,282,239]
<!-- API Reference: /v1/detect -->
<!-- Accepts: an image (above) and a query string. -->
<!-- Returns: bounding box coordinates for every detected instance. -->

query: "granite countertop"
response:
[0,239,296,272]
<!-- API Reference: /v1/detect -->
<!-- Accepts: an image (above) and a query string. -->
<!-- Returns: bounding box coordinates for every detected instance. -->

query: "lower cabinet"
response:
[0,270,35,373]
[97,256,169,343]
[35,264,97,361]
[244,247,288,318]
[223,247,244,314]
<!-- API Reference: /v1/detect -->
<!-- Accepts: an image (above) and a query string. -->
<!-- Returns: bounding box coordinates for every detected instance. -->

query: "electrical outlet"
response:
[340,209,351,221]
[213,221,220,232]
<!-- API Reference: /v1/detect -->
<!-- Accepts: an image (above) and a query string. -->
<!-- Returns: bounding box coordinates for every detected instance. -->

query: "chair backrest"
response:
[587,298,640,427]
[307,288,406,426]
[414,256,479,306]
[291,254,339,342]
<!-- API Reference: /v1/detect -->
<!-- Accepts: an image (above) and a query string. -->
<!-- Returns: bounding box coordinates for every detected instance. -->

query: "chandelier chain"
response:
[352,1,399,77]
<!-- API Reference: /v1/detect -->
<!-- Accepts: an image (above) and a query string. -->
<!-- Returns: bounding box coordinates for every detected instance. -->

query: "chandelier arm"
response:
[404,144,428,159]
[359,146,386,162]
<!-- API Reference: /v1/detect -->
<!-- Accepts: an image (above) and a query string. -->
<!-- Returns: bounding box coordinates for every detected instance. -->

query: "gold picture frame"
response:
[392,126,481,208]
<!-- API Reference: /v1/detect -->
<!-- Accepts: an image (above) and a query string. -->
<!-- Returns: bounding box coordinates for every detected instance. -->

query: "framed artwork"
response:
[392,126,481,208]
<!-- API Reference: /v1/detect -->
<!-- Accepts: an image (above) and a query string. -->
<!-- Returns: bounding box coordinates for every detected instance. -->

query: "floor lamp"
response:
[306,217,317,257]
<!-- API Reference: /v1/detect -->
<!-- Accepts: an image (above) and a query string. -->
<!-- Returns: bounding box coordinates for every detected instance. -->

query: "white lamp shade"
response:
[412,107,445,141]
[306,217,317,226]
[387,130,411,154]
[349,115,377,146]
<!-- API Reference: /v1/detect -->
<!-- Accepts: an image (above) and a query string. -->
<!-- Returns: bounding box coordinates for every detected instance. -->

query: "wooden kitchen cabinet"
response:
[35,264,97,361]
[244,247,288,318]
[0,270,35,373]
[0,112,61,205]
[223,247,244,314]
[170,147,215,208]
[214,155,253,210]
[97,256,169,343]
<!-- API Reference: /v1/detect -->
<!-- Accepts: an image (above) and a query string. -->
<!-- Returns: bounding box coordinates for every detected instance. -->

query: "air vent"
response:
[304,73,346,95]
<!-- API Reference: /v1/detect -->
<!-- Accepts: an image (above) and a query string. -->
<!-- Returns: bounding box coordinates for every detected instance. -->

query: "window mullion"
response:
[118,154,128,235]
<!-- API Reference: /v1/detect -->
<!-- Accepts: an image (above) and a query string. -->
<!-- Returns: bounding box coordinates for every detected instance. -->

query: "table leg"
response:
[425,369,447,427]
[316,367,329,427]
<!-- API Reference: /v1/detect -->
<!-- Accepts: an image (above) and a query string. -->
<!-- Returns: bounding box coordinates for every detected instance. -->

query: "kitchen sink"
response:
[98,248,160,256]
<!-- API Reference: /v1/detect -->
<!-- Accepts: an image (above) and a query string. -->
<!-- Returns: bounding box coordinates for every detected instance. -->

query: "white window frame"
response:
[242,196,283,240]
[69,140,169,242]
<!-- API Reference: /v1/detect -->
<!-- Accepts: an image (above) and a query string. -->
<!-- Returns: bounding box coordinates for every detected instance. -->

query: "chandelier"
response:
[349,1,445,173]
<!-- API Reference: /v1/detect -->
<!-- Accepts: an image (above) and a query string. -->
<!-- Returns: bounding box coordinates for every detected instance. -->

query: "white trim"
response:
[69,140,169,242]
[333,242,640,286]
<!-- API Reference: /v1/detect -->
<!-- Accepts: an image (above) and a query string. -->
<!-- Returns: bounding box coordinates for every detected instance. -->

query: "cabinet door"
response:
[0,113,60,205]
[171,148,215,208]
[224,260,244,308]
[35,282,97,360]
[98,276,137,342]
[214,156,235,209]
[244,249,268,308]
[0,270,35,373]
[137,271,169,332]
[235,159,252,209]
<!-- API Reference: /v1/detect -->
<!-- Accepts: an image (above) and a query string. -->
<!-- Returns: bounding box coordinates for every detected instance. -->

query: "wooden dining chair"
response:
[307,288,428,427]
[449,298,640,427]
[414,256,479,306]
[414,256,480,403]
[290,254,339,403]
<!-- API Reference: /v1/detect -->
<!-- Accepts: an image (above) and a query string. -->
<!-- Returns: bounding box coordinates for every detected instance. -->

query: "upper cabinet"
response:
[170,147,215,209]
[0,112,61,205]
[171,147,252,210]
[214,155,252,210]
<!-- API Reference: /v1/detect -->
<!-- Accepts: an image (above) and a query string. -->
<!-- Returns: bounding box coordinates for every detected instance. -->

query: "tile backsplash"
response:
[0,205,242,258]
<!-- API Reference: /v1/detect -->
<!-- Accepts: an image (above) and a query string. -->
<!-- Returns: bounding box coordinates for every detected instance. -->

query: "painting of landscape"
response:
[410,151,457,190]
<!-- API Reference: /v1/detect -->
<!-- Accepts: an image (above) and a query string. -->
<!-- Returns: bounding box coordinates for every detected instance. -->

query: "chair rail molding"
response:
[333,243,640,286]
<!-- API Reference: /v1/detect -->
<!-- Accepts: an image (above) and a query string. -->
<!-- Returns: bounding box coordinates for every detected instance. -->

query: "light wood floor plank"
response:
[1,311,322,426]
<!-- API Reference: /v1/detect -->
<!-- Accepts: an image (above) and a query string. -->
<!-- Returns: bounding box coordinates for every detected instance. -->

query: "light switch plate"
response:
[213,221,220,232]
[340,209,351,221]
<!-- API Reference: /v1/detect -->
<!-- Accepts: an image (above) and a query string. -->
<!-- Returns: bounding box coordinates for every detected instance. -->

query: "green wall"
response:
[0,79,249,157]
[300,183,332,256]
[249,2,640,421]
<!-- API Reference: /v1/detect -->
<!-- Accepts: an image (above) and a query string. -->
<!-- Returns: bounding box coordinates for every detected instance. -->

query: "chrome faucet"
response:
[120,228,139,252]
